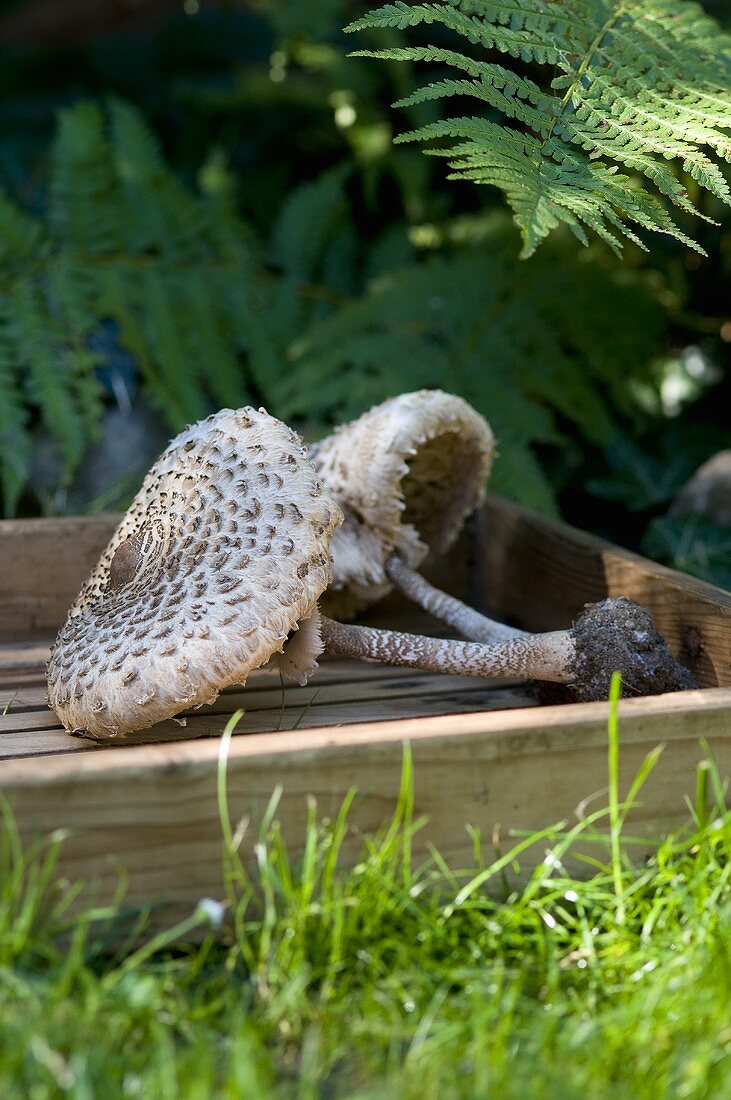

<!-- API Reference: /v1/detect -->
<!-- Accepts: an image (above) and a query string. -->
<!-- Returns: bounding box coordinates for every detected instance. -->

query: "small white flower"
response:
[196,897,225,930]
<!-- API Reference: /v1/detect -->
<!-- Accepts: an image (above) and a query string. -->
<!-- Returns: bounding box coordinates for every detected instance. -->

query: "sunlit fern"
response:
[347,0,731,256]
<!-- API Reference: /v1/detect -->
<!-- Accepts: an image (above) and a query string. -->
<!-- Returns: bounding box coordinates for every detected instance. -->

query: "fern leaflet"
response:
[347,0,731,255]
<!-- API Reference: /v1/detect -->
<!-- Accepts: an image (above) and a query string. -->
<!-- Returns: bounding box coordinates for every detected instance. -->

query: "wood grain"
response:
[0,671,523,724]
[0,514,117,637]
[1,689,729,916]
[0,635,532,757]
[0,686,536,758]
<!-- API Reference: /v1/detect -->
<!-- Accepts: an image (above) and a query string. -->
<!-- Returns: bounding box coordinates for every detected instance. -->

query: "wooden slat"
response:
[476,495,731,688]
[0,678,533,736]
[0,686,536,759]
[0,670,522,721]
[0,641,51,671]
[2,688,729,917]
[0,661,535,755]
[0,514,118,637]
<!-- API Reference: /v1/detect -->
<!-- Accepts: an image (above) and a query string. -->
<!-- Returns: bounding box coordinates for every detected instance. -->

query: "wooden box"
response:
[1,495,729,914]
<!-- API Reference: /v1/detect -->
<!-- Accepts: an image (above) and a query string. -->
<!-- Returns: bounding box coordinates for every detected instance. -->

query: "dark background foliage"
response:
[0,0,728,586]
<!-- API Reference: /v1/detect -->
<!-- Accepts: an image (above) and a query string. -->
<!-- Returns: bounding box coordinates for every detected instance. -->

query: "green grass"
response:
[0,688,730,1098]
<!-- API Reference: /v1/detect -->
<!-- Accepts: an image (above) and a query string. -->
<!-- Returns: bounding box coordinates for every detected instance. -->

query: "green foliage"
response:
[282,220,667,511]
[581,423,731,589]
[0,0,725,587]
[587,424,731,511]
[347,0,731,255]
[0,99,273,515]
[0,101,674,517]
[1,724,730,1097]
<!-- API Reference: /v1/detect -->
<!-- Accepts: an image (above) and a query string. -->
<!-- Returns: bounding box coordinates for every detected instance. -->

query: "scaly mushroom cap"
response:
[47,408,342,739]
[309,391,494,618]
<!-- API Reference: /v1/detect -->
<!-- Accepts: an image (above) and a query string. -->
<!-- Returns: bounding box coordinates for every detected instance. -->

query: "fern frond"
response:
[347,0,731,254]
[271,165,353,284]
[9,277,93,477]
[96,264,166,407]
[0,193,46,271]
[49,102,123,255]
[283,231,668,510]
[0,99,293,512]
[0,308,33,516]
[347,2,567,65]
[185,275,249,409]
[108,99,206,260]
[139,268,210,425]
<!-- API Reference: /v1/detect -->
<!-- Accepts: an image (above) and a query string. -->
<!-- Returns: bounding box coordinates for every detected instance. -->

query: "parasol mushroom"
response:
[47,408,342,739]
[309,390,497,622]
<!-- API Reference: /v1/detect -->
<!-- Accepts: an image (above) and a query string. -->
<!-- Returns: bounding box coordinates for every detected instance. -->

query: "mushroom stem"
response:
[384,555,523,644]
[319,616,573,682]
[320,595,698,702]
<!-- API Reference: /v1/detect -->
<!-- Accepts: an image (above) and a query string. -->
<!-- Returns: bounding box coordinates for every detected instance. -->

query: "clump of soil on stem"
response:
[571,597,697,701]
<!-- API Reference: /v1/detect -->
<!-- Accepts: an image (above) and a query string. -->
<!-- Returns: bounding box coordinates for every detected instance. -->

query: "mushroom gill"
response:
[309,390,494,619]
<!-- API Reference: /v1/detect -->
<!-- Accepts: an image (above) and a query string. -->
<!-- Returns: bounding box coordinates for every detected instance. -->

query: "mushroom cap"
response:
[309,390,494,617]
[47,408,342,739]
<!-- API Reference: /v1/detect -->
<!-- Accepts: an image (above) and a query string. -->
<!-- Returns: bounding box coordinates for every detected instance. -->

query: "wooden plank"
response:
[0,685,536,758]
[0,641,52,672]
[1,688,729,916]
[475,495,731,688]
[0,515,118,637]
[0,669,523,721]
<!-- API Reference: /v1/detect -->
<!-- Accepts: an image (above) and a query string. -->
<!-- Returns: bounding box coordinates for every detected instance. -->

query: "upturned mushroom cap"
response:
[309,390,494,618]
[47,408,342,739]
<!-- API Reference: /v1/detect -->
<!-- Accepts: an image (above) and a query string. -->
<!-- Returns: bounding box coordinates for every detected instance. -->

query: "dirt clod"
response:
[570,597,697,702]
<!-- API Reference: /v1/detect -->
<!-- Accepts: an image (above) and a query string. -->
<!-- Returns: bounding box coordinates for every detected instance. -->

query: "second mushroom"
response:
[309,390,696,701]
